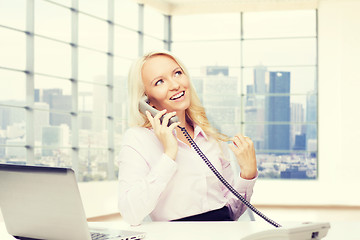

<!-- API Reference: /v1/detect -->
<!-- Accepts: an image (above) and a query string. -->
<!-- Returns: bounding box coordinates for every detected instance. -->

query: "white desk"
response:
[1,221,359,239]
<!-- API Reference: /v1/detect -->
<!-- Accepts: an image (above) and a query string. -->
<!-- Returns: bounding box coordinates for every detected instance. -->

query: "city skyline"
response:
[0,64,318,180]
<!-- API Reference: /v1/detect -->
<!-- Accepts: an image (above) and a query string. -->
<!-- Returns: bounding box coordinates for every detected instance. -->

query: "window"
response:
[172,10,318,179]
[0,1,317,181]
[0,0,146,181]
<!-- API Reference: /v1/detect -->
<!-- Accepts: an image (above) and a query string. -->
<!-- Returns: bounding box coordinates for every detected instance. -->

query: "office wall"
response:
[318,0,360,205]
[79,0,360,218]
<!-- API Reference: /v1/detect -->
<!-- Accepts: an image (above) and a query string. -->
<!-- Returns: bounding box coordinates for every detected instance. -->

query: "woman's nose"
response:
[169,78,180,90]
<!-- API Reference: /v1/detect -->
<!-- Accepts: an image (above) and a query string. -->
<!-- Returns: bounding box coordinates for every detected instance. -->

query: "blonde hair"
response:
[127,50,229,142]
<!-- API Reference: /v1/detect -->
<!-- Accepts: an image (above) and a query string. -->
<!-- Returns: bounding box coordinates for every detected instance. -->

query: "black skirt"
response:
[171,206,232,221]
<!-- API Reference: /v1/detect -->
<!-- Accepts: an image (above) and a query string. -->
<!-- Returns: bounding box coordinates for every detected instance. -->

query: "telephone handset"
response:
[139,96,179,127]
[138,96,281,228]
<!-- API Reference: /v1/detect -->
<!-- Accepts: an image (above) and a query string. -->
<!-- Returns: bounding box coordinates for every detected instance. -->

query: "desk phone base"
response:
[241,222,331,240]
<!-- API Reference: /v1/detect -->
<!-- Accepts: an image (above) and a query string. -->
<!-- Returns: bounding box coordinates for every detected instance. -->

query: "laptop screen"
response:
[0,164,92,240]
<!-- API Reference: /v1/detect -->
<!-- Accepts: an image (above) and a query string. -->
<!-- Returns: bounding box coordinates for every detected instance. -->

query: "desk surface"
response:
[1,221,359,240]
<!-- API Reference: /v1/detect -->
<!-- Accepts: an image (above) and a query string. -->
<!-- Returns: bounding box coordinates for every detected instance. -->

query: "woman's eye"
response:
[175,71,182,77]
[155,79,164,86]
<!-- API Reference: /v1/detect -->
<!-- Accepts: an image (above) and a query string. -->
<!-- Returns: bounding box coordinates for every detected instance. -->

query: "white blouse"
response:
[117,125,257,226]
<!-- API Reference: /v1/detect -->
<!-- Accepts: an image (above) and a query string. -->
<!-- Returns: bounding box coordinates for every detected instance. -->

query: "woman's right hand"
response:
[145,109,180,160]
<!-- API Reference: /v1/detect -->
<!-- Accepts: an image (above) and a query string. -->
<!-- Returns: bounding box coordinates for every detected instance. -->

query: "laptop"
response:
[0,164,146,240]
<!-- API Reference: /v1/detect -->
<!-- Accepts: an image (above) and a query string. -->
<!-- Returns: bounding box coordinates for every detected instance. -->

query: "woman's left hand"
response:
[228,134,257,180]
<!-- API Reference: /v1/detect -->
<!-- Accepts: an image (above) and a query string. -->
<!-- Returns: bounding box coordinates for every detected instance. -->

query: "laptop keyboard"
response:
[91,232,122,240]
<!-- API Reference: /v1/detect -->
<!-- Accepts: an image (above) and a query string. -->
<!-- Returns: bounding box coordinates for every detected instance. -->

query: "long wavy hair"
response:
[127,50,229,142]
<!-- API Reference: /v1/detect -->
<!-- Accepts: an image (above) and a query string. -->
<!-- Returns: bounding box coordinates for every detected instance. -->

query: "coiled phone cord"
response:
[178,126,282,228]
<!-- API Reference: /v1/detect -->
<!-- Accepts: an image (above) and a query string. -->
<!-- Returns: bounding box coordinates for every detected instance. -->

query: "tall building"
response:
[191,77,204,102]
[206,66,229,76]
[42,125,69,157]
[252,65,268,149]
[34,89,40,102]
[290,102,305,149]
[41,89,62,104]
[245,85,255,107]
[306,92,317,139]
[35,89,71,127]
[0,101,25,130]
[244,85,261,148]
[50,94,71,126]
[265,71,291,152]
[306,91,317,157]
[34,102,50,143]
[202,74,240,136]
[293,133,306,150]
[254,65,267,94]
[0,107,11,130]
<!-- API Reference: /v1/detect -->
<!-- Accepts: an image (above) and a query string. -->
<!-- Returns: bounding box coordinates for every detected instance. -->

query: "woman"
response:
[117,50,258,226]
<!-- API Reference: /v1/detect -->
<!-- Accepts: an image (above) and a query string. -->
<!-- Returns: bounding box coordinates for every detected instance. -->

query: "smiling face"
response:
[141,54,191,115]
